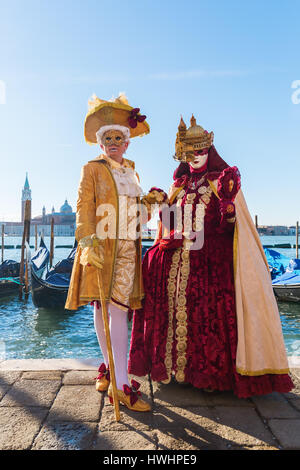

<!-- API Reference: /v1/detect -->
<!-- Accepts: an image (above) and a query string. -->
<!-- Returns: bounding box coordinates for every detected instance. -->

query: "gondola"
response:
[30,239,152,309]
[272,259,300,303]
[31,237,50,278]
[0,238,50,299]
[272,274,300,302]
[264,247,291,280]
[0,258,21,298]
[30,240,77,309]
[263,247,300,302]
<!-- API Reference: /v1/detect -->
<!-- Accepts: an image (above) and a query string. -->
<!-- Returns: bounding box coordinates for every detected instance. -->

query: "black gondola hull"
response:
[273,284,300,303]
[0,278,20,298]
[31,269,69,309]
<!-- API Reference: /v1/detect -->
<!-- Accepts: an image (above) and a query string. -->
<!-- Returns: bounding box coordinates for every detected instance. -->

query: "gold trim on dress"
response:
[236,366,290,376]
[162,178,217,384]
[162,248,181,384]
[233,222,238,283]
[208,179,220,199]
[174,247,190,383]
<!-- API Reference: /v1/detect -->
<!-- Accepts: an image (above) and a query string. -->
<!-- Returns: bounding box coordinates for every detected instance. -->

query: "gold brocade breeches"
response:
[110,239,136,311]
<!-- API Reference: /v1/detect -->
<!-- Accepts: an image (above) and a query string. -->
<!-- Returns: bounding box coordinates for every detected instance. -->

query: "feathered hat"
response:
[84,93,150,144]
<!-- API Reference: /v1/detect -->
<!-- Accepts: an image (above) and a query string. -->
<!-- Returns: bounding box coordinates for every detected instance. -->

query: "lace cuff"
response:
[78,233,102,249]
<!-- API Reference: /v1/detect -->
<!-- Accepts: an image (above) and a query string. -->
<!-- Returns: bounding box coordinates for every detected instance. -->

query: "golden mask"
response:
[102,129,126,147]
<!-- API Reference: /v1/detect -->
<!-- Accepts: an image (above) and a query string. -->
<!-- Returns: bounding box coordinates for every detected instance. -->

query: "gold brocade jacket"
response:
[65,154,144,311]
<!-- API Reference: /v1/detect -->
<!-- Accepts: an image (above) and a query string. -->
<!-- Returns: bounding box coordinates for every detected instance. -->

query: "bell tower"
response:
[21,172,32,222]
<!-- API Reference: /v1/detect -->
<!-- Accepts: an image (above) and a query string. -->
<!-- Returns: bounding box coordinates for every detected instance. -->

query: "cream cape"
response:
[233,189,289,375]
[162,181,290,376]
[210,182,289,375]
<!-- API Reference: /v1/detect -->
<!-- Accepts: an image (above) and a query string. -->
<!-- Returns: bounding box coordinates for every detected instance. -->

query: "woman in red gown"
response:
[128,116,293,398]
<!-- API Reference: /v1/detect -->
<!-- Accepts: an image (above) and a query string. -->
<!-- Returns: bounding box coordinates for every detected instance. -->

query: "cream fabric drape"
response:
[233,190,289,375]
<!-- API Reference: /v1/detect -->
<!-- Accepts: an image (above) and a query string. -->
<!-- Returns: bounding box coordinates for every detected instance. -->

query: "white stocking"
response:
[93,302,109,366]
[109,303,130,390]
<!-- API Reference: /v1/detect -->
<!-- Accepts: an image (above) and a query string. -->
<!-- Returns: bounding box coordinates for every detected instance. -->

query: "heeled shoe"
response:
[94,363,110,392]
[107,379,151,412]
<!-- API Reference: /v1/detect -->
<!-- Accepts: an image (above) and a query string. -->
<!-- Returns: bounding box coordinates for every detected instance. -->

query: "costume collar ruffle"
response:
[101,155,142,197]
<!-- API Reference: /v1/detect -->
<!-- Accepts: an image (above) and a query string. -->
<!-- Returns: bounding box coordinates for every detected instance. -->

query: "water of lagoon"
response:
[0,236,299,360]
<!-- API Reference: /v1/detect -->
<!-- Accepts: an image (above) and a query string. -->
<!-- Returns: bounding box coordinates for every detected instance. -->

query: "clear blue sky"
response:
[0,0,299,225]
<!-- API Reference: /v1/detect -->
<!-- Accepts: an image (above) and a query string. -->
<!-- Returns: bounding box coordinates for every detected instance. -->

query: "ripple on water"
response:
[0,294,299,359]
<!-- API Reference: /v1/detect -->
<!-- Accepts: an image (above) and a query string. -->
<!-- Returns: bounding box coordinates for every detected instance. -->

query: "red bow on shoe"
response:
[128,108,147,128]
[94,363,110,381]
[123,380,142,406]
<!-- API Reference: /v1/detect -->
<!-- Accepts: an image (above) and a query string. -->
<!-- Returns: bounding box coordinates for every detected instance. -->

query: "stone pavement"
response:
[0,364,300,450]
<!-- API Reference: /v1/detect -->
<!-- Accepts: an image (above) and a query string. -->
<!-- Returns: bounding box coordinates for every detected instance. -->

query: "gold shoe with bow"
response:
[94,363,110,392]
[107,380,151,412]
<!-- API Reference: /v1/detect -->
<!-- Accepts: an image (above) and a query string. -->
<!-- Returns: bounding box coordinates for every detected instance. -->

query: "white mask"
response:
[189,153,208,169]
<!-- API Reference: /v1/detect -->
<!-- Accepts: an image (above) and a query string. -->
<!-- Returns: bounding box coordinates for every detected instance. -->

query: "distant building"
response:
[32,199,75,225]
[2,174,157,239]
[257,225,296,236]
[2,174,76,236]
[21,173,31,222]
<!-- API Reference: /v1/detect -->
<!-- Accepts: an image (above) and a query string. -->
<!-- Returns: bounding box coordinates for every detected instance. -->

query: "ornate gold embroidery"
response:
[186,192,196,203]
[192,186,213,233]
[162,247,181,384]
[198,186,207,195]
[174,247,190,383]
[175,370,186,382]
[111,240,136,307]
[162,181,213,384]
[200,186,212,205]
[201,194,210,204]
[177,189,185,199]
[193,202,205,232]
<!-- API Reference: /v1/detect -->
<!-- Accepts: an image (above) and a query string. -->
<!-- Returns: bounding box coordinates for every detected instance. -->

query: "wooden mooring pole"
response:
[1,224,4,263]
[255,215,258,229]
[50,217,54,268]
[296,221,299,259]
[24,208,31,300]
[35,224,38,251]
[19,200,31,300]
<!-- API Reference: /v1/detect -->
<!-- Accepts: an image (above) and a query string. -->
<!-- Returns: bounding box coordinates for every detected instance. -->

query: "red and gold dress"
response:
[128,151,294,398]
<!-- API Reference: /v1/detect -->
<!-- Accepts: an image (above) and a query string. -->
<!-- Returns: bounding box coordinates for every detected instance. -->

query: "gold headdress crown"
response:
[84,93,150,145]
[174,115,214,162]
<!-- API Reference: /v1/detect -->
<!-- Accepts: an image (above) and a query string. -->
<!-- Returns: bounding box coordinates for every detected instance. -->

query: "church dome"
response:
[185,116,205,139]
[60,199,72,214]
[185,124,205,138]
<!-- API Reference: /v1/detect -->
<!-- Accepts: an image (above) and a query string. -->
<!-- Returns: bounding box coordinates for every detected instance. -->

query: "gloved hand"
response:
[219,199,236,218]
[80,246,104,269]
[143,187,168,205]
[217,166,241,201]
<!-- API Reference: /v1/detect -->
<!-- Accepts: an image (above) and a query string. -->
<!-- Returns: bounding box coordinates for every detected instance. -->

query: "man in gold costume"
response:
[65,94,166,412]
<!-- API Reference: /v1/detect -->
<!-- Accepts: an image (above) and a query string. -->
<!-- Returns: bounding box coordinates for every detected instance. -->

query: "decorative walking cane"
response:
[96,269,120,422]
